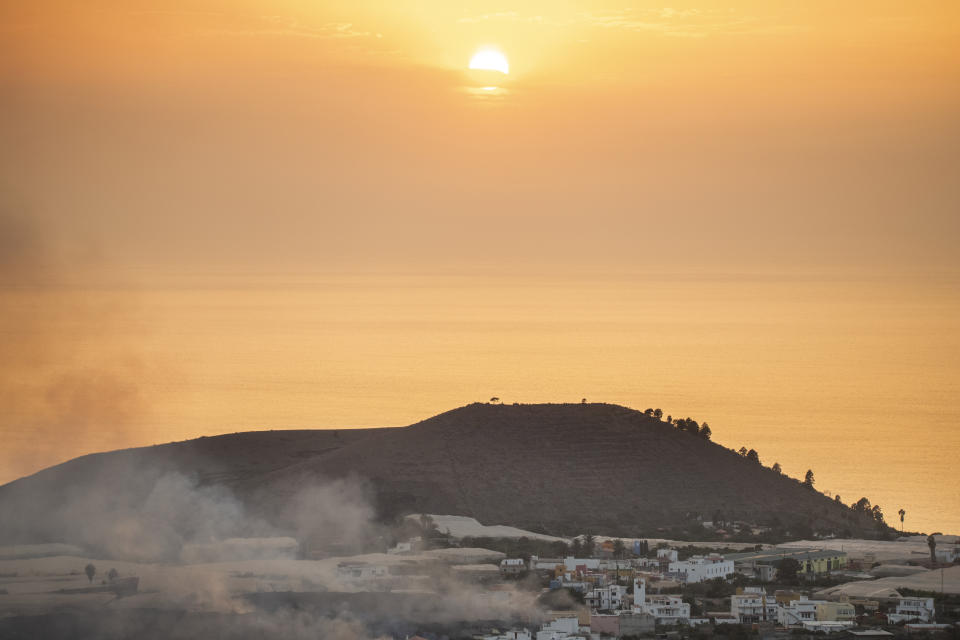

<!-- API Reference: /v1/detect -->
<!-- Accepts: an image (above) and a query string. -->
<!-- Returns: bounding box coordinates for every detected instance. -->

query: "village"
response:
[351,521,960,640]
[2,518,959,640]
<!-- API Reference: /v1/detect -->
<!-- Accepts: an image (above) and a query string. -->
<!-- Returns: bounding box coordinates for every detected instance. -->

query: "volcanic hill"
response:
[0,403,882,544]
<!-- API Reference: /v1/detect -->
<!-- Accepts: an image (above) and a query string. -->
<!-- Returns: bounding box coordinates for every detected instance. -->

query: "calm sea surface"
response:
[3,272,958,535]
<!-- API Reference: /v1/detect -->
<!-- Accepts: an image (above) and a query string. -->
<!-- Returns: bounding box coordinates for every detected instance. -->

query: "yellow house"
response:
[816,602,856,622]
[796,551,847,575]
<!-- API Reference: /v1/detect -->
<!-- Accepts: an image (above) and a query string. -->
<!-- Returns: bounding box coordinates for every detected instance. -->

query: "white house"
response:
[657,549,679,563]
[484,630,532,640]
[585,584,628,611]
[801,621,855,633]
[632,578,690,624]
[668,554,734,583]
[336,562,388,581]
[778,597,825,627]
[501,558,526,575]
[934,545,959,564]
[730,588,778,624]
[887,597,935,624]
[536,616,585,640]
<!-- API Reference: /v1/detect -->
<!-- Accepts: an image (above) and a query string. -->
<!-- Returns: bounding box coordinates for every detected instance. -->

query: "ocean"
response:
[3,271,958,535]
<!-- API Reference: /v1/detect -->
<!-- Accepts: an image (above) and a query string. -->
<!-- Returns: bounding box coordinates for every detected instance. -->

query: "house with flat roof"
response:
[727,548,847,579]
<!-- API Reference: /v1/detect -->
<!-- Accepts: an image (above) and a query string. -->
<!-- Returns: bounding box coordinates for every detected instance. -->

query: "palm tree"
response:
[898,508,906,534]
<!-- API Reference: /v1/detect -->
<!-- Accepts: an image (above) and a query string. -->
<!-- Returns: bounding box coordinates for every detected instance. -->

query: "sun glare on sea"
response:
[469,48,509,74]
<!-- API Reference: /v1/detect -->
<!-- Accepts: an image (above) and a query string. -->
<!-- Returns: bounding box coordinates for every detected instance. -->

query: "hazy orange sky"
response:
[1,2,959,531]
[2,0,958,274]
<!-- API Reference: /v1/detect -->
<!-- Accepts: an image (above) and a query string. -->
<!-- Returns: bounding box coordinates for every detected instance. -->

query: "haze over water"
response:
[4,270,958,535]
[2,1,959,541]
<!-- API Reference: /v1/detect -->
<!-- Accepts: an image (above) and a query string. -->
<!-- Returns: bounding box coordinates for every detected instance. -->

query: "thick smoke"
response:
[0,464,542,639]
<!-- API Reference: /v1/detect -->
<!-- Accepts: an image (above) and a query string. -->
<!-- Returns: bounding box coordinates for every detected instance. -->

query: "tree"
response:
[738,447,748,457]
[713,509,725,528]
[666,415,672,424]
[654,408,663,420]
[613,538,626,559]
[685,419,700,434]
[85,563,96,584]
[700,424,712,440]
[644,408,654,417]
[107,568,118,582]
[852,497,872,513]
[775,558,801,583]
[746,449,760,464]
[583,534,596,557]
[928,534,937,564]
[871,504,885,524]
[803,469,815,488]
[772,462,782,474]
[418,513,439,546]
[581,398,587,404]
[835,494,843,503]
[490,397,500,403]
[898,508,906,534]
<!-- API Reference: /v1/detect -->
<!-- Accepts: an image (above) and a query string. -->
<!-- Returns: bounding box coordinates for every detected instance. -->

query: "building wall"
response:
[590,614,619,636]
[618,613,655,636]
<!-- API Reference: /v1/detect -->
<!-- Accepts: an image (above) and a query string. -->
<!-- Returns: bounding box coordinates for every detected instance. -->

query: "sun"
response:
[469,48,509,75]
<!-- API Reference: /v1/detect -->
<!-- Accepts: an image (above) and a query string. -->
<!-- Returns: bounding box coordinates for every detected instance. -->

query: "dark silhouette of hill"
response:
[0,403,884,545]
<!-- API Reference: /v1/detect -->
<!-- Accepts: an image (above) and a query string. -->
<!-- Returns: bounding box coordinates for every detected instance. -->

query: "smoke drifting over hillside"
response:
[0,207,154,482]
[0,461,539,639]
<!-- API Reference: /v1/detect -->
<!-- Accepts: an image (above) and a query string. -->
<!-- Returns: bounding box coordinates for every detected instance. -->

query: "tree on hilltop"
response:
[644,408,654,417]
[699,423,711,440]
[803,469,815,488]
[898,508,906,533]
[654,408,663,420]
[738,447,748,457]
[746,449,760,464]
[871,504,885,524]
[772,462,782,474]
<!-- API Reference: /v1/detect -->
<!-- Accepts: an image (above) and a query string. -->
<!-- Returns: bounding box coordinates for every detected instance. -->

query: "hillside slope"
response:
[0,403,882,546]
